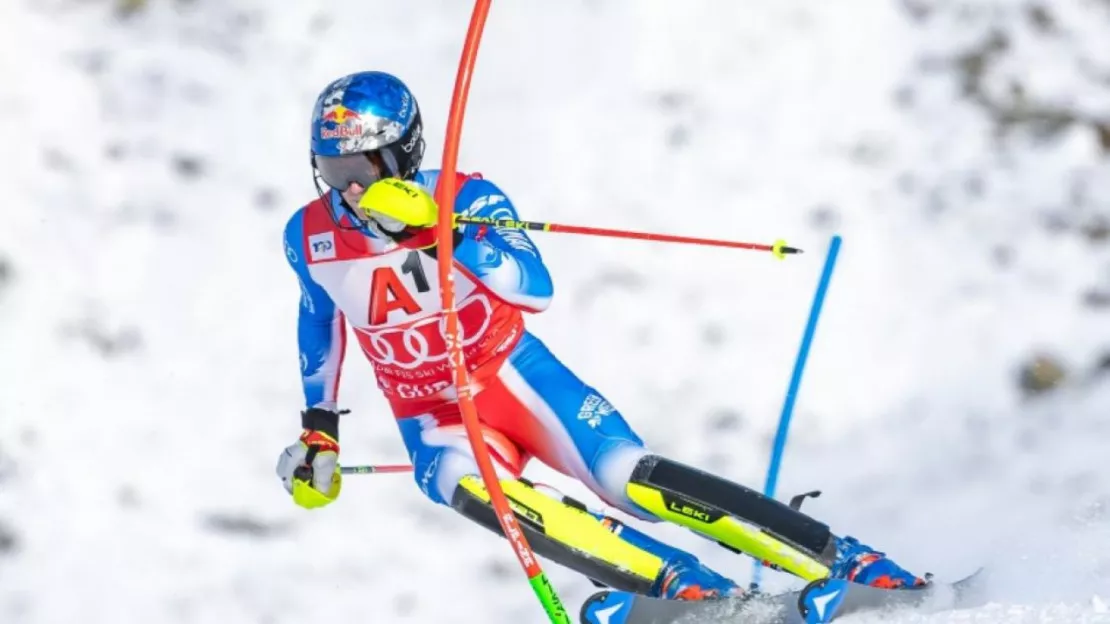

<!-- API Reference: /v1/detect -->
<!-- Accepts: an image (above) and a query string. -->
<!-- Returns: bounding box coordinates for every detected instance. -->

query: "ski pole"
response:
[454,214,802,259]
[340,464,413,475]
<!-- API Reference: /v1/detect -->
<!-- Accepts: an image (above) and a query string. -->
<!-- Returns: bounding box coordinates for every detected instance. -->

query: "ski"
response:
[579,568,985,624]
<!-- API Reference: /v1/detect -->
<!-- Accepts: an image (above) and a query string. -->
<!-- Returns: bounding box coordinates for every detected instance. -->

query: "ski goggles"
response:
[314,149,402,190]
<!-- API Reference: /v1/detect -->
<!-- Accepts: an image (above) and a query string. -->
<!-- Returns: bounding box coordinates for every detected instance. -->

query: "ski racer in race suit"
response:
[276,71,926,601]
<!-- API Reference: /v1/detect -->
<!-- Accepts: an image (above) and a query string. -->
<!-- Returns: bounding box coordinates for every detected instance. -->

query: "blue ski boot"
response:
[655,553,744,600]
[830,535,927,589]
[596,515,742,600]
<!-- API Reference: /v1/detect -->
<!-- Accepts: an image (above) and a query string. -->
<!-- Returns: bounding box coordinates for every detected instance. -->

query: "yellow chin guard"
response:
[358,178,438,229]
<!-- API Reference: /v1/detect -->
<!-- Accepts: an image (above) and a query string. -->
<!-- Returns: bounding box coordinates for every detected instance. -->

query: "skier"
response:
[276,70,926,600]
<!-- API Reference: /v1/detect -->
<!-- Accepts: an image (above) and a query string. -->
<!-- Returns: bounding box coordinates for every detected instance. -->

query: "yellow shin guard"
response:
[453,476,665,594]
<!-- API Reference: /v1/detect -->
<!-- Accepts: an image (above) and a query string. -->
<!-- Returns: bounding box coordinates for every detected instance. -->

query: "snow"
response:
[1,1,1109,623]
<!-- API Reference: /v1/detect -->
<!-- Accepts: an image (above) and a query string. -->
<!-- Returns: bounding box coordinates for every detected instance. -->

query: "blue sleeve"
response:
[284,210,346,411]
[452,178,554,312]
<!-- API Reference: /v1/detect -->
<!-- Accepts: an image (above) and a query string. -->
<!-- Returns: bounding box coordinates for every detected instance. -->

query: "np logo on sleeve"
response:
[308,232,336,261]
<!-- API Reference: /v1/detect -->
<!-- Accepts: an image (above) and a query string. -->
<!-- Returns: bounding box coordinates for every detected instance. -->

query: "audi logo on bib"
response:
[355,295,493,371]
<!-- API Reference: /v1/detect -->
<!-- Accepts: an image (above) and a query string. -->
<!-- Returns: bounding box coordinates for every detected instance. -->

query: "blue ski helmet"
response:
[309,71,425,190]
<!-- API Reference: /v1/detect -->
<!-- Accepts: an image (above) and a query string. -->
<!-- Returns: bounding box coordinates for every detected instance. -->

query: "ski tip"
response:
[951,567,989,599]
[909,566,990,612]
[580,591,634,624]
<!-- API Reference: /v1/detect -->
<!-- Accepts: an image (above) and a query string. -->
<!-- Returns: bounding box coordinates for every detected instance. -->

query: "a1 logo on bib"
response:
[308,232,336,261]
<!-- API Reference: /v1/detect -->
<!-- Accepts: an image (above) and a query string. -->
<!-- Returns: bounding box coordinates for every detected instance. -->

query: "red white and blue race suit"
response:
[283,171,651,515]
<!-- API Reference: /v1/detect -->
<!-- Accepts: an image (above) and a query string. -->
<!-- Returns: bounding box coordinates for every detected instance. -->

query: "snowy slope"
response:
[1,1,1108,623]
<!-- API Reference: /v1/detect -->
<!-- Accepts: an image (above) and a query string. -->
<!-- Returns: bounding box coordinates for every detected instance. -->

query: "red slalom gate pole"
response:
[433,2,570,622]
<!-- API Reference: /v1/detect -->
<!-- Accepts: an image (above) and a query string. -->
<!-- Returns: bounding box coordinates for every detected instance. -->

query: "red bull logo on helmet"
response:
[320,104,364,140]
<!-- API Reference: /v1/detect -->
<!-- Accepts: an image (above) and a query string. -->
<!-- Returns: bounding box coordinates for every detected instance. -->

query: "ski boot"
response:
[654,552,745,600]
[829,535,927,589]
[595,512,743,600]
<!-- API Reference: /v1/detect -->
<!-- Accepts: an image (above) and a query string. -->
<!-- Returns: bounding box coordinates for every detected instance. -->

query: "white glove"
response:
[275,408,342,509]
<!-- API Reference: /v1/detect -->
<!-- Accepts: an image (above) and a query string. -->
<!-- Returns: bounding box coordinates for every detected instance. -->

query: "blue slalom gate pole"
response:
[750,235,842,590]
